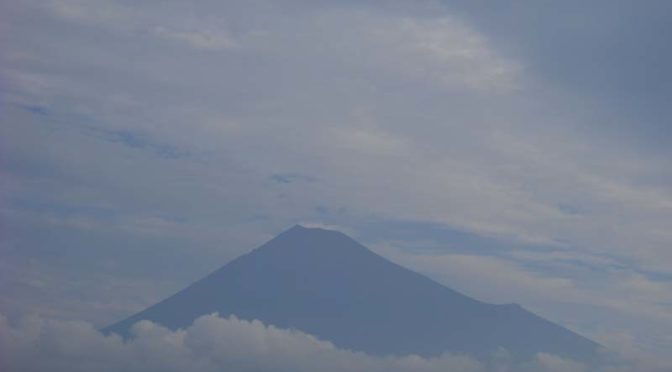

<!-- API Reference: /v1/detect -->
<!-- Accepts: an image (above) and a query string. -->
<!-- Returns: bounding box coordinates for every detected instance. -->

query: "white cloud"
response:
[1,313,656,372]
[378,17,521,91]
[0,313,480,372]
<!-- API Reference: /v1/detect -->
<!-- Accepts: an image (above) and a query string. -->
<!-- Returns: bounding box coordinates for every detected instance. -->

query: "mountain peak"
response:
[281,224,335,237]
[282,224,344,236]
[287,223,308,232]
[104,226,598,361]
[256,224,364,257]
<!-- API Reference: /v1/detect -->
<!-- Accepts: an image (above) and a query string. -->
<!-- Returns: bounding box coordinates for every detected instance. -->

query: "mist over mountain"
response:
[104,225,598,360]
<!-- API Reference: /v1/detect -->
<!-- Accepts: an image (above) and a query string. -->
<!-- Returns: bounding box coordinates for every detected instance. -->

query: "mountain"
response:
[104,225,598,360]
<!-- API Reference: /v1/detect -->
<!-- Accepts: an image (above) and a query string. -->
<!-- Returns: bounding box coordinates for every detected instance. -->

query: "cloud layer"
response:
[1,313,659,372]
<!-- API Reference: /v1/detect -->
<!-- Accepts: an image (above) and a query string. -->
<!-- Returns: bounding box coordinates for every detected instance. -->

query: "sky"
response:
[1,0,671,369]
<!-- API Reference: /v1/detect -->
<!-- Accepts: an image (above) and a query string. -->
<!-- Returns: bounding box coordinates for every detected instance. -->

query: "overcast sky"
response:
[1,0,671,368]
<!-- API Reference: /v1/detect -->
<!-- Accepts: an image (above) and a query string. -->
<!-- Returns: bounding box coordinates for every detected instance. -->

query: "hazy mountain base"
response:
[0,313,659,372]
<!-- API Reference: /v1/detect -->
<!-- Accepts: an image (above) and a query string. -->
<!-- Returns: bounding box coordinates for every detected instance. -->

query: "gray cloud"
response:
[4,0,669,269]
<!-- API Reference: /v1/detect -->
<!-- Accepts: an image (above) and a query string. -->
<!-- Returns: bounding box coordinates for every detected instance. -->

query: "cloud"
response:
[6,0,670,271]
[1,313,658,372]
[1,0,672,367]
[150,26,237,51]
[43,0,237,51]
[372,16,521,92]
[0,313,479,372]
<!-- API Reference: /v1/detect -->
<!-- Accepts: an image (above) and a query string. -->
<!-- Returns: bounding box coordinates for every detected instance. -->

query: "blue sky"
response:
[1,0,671,368]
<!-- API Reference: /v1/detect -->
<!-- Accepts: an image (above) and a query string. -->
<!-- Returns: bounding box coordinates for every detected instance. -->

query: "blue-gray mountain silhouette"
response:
[104,225,598,360]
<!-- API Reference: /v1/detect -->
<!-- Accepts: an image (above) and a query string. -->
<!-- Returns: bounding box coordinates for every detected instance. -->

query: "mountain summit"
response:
[104,225,598,360]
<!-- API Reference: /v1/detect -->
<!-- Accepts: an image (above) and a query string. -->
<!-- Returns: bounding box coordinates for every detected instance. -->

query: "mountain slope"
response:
[104,225,598,360]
